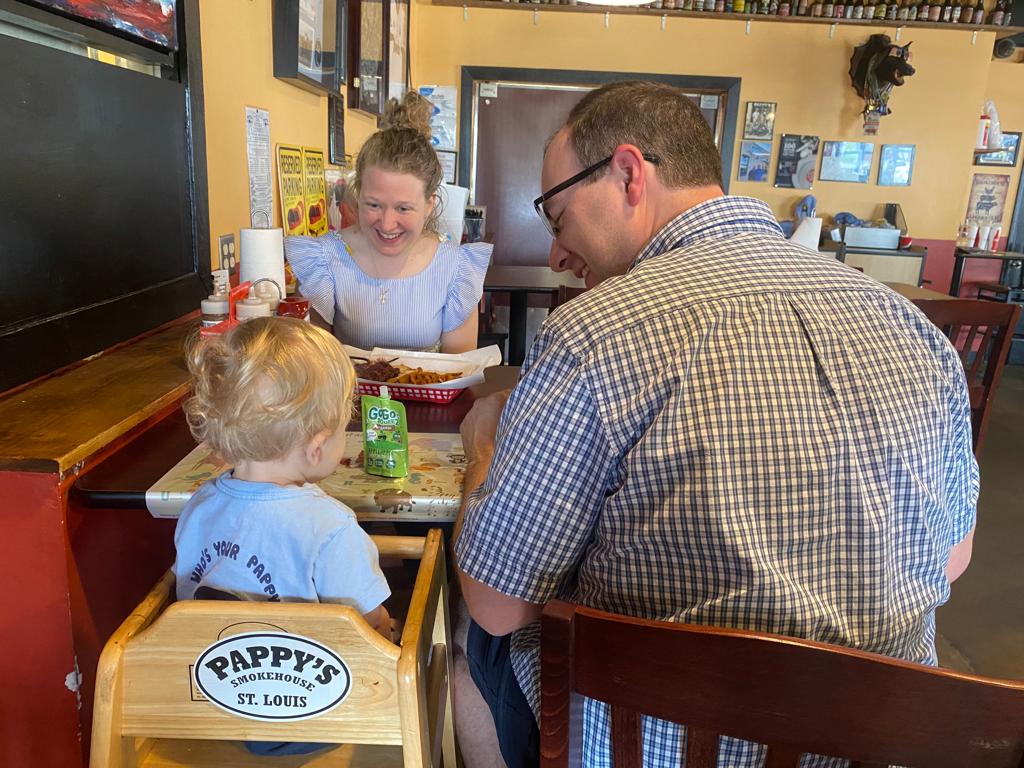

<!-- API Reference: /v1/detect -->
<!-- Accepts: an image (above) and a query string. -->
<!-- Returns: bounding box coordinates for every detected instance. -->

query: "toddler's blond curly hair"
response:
[184,317,355,464]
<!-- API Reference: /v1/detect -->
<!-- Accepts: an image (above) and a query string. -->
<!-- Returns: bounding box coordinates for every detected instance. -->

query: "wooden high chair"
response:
[90,530,457,768]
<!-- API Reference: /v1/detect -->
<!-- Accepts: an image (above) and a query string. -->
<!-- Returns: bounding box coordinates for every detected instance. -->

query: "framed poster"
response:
[29,0,178,50]
[437,150,457,184]
[774,134,819,189]
[737,141,771,182]
[878,144,915,186]
[273,0,346,95]
[348,0,385,115]
[328,93,346,166]
[743,101,776,140]
[819,141,874,184]
[975,132,1021,167]
[387,0,410,102]
[966,174,1010,225]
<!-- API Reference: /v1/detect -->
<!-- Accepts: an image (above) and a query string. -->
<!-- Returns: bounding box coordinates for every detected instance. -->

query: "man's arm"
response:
[455,391,544,637]
[946,525,974,583]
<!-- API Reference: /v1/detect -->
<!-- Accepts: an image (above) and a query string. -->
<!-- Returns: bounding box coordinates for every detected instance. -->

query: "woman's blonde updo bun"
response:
[353,91,444,233]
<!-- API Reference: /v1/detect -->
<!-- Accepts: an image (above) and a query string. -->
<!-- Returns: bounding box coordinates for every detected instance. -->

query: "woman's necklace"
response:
[368,245,413,305]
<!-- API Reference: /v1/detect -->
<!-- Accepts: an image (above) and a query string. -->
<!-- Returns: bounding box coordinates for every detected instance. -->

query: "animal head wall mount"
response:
[849,34,916,135]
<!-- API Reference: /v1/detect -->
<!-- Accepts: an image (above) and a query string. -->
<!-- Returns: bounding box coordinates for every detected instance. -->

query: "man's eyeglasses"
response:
[533,152,661,238]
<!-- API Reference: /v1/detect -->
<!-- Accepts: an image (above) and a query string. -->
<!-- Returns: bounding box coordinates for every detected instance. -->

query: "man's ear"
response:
[612,145,647,207]
[305,430,330,465]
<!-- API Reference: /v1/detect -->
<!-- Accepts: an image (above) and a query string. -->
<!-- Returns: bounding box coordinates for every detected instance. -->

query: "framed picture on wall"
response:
[273,0,347,95]
[328,93,346,166]
[975,132,1021,167]
[387,0,410,102]
[29,0,178,50]
[737,141,771,182]
[819,141,874,184]
[743,101,776,140]
[878,144,915,186]
[348,0,385,115]
[774,134,819,189]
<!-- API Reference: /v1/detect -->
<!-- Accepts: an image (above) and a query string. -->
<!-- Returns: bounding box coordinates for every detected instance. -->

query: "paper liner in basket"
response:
[344,344,502,389]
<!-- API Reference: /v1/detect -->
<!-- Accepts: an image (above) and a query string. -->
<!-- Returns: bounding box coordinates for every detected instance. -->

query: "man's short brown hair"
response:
[564,80,723,189]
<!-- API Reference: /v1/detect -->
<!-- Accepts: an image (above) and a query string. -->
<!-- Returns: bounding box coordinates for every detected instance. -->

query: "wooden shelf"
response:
[435,0,1024,35]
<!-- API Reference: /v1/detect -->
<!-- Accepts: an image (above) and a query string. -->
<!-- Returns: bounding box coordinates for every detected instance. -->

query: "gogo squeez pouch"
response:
[361,385,409,478]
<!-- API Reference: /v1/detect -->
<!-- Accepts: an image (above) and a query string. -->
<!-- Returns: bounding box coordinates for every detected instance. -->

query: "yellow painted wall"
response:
[198,0,1018,256]
[982,53,1024,239]
[410,2,997,239]
[199,0,377,267]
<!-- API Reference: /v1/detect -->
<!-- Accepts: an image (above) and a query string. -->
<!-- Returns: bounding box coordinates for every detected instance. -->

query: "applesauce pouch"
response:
[361,385,408,478]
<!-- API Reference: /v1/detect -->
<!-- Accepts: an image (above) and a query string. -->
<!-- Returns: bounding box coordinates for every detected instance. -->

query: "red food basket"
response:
[356,381,464,404]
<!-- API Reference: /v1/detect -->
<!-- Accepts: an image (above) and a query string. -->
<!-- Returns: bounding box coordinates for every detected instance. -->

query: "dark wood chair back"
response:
[540,600,1024,768]
[911,298,1021,456]
[554,285,587,308]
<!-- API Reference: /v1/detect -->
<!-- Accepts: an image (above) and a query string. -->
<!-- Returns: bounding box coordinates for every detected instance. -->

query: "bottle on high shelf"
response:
[941,0,953,21]
[834,0,846,16]
[918,0,930,17]
[811,0,823,15]
[715,0,726,12]
[796,0,808,13]
[960,0,974,20]
[969,0,983,20]
[877,0,889,17]
[768,0,779,12]
[779,0,792,15]
[694,0,706,11]
[1005,0,1013,25]
[989,0,1005,23]
[864,0,877,17]
[928,0,943,20]
[852,0,865,17]
[906,0,918,18]
[749,0,760,11]
[823,0,835,14]
[897,0,910,19]
[951,0,963,21]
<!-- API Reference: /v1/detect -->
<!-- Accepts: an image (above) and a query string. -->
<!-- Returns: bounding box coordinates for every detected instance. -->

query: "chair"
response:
[912,298,1021,455]
[553,285,587,308]
[91,531,457,768]
[540,600,1024,768]
[478,295,508,363]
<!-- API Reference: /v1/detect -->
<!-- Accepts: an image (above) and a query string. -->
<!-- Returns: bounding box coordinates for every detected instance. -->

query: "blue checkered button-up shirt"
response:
[456,196,978,767]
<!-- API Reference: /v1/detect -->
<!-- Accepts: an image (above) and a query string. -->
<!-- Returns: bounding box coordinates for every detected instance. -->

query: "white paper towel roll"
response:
[240,228,286,305]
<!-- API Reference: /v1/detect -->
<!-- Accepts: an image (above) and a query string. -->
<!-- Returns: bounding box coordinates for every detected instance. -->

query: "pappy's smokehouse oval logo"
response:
[194,632,351,721]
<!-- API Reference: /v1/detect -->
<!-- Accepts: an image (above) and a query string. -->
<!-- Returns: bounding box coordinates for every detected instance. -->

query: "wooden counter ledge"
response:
[0,320,197,474]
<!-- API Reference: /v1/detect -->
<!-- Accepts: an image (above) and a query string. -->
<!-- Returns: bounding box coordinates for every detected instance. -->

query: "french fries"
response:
[387,366,462,385]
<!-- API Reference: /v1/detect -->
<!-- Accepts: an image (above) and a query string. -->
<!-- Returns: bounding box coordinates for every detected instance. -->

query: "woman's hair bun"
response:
[379,91,433,141]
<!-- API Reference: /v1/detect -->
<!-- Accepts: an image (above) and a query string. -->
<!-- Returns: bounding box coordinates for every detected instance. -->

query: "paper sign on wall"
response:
[277,144,306,236]
[303,148,328,236]
[418,85,457,151]
[245,106,273,229]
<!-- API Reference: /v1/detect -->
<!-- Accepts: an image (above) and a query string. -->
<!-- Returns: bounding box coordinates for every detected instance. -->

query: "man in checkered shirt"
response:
[454,81,977,768]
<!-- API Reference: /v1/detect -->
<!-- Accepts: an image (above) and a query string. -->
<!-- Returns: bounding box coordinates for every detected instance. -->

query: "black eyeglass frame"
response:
[533,152,661,237]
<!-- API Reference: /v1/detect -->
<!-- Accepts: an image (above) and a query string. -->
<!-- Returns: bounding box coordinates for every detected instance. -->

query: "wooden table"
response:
[483,265,584,365]
[73,365,522,520]
[885,282,955,302]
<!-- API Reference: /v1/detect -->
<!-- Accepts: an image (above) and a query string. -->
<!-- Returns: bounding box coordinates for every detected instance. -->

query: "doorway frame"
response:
[458,65,742,195]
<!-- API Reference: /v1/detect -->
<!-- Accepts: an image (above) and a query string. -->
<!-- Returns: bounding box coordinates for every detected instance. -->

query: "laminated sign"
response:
[303,148,328,236]
[194,632,352,721]
[277,144,307,236]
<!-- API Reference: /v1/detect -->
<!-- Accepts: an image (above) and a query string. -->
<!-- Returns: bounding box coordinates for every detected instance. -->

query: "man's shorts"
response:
[465,619,540,768]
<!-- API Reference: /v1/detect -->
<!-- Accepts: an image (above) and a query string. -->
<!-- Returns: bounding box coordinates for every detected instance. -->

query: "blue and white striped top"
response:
[284,232,492,351]
[456,196,978,767]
